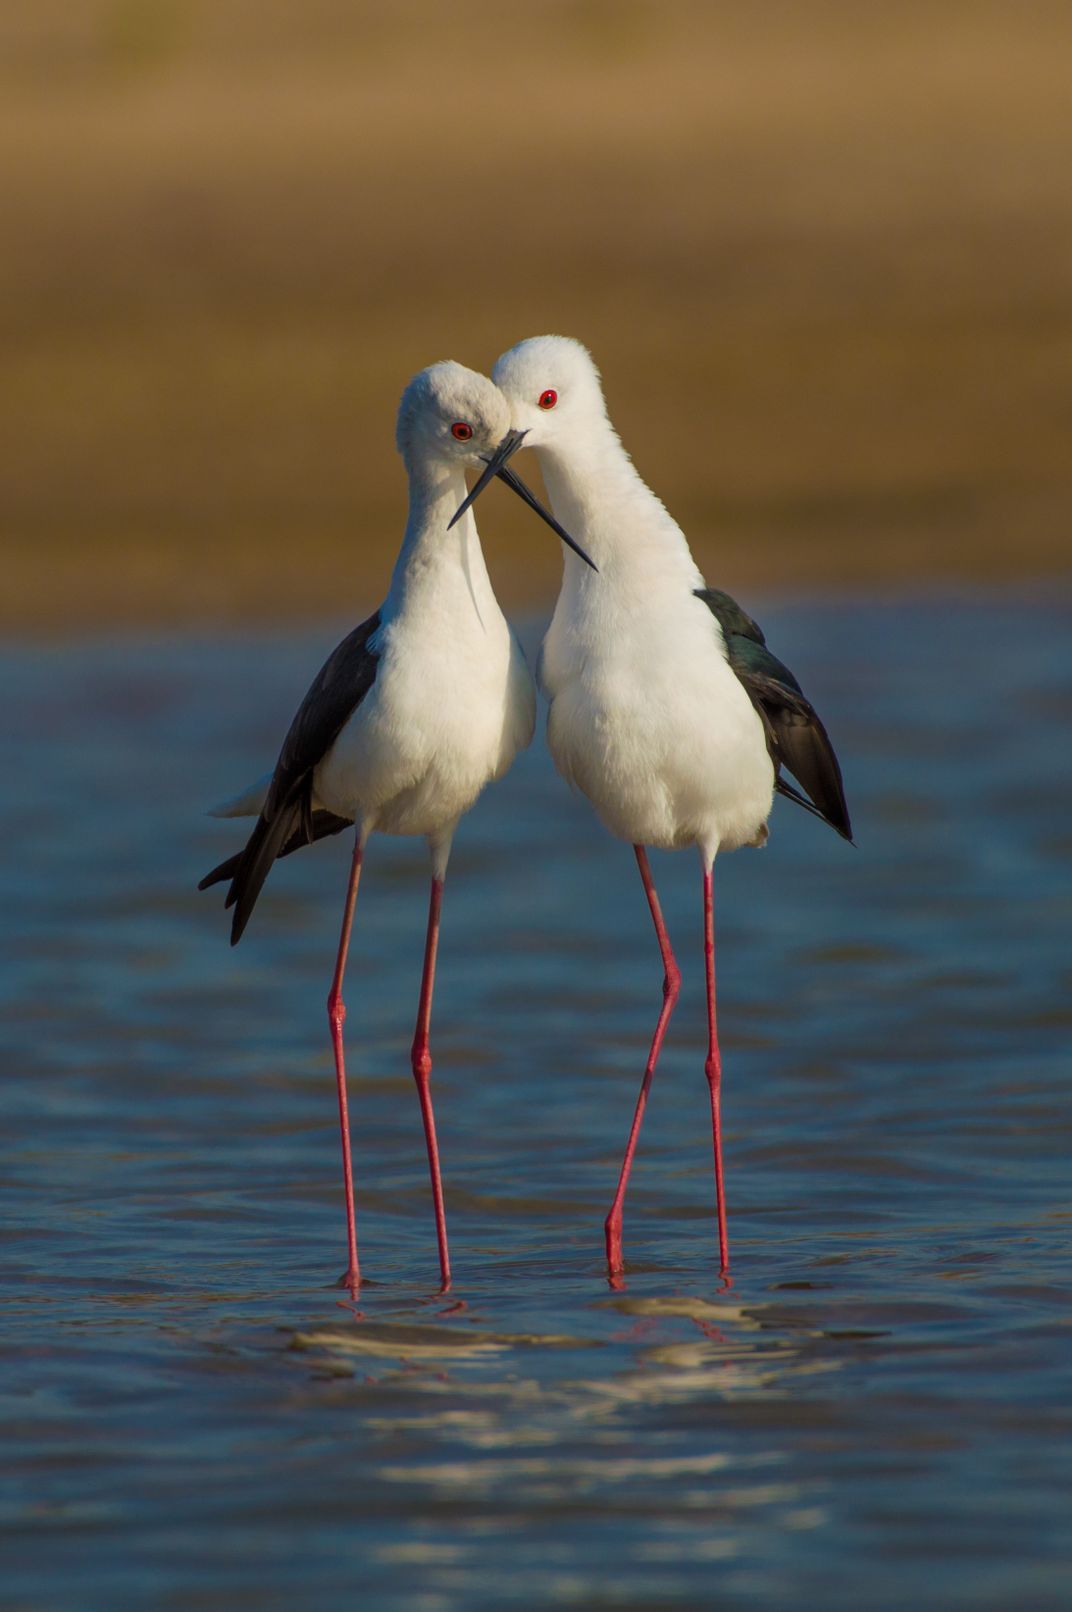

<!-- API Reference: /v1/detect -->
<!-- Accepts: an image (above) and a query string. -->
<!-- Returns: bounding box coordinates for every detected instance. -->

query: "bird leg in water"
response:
[411,876,451,1291]
[605,846,682,1278]
[703,864,730,1276]
[327,840,364,1292]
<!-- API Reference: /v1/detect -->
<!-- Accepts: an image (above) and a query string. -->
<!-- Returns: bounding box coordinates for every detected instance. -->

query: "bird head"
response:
[395,360,513,472]
[406,357,596,568]
[491,335,608,450]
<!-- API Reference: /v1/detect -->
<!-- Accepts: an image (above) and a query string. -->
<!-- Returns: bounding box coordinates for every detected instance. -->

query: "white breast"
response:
[543,581,773,858]
[316,603,535,840]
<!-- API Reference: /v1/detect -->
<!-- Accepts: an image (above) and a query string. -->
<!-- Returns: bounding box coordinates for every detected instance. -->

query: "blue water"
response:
[2,596,1071,1609]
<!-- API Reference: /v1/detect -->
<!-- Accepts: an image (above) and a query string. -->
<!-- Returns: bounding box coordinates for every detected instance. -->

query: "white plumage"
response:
[215,362,536,876]
[493,336,773,864]
[491,334,851,1281]
[201,359,585,1293]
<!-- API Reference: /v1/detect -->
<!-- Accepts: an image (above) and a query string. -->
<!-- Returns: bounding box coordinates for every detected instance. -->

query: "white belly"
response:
[544,600,774,858]
[315,614,535,840]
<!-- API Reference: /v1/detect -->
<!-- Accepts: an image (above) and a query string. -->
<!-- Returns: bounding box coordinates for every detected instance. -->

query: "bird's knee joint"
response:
[327,993,346,1029]
[663,965,682,1001]
[705,1055,720,1089]
[411,1046,432,1084]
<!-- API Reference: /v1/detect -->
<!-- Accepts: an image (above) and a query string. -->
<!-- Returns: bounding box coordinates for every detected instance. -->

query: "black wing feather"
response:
[775,775,837,824]
[198,809,353,893]
[226,780,307,938]
[201,610,382,944]
[695,588,852,842]
[262,611,383,821]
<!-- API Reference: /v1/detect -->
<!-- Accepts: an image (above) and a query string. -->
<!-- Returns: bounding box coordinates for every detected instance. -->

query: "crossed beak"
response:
[448,428,598,571]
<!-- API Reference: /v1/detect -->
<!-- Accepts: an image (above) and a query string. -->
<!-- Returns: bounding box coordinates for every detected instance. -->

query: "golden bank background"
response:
[3,0,1069,631]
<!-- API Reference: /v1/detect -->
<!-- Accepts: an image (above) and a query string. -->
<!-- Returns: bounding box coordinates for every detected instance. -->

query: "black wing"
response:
[198,810,353,893]
[695,588,852,842]
[200,610,382,944]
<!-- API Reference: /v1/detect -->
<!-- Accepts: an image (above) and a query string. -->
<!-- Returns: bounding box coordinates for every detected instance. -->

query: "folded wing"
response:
[199,611,382,943]
[695,588,852,842]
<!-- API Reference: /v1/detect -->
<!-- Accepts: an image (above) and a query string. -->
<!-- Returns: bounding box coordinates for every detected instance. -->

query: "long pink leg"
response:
[605,845,682,1275]
[703,863,730,1275]
[411,876,451,1291]
[327,839,364,1291]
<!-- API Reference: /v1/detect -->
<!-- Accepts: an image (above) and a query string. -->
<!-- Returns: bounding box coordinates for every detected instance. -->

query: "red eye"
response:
[451,421,473,441]
[538,389,558,410]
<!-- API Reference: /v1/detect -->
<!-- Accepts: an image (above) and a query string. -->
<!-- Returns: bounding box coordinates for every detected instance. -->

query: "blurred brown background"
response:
[3,0,1070,633]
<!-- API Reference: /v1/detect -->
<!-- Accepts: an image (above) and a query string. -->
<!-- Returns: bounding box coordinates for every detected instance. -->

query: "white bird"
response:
[485,335,852,1281]
[200,360,594,1293]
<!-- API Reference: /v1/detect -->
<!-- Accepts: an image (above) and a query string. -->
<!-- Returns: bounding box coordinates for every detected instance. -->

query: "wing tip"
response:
[775,774,854,844]
[828,797,854,843]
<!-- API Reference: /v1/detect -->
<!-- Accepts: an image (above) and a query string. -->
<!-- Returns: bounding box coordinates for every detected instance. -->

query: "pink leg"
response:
[605,846,682,1276]
[703,864,730,1275]
[411,877,451,1291]
[327,840,364,1291]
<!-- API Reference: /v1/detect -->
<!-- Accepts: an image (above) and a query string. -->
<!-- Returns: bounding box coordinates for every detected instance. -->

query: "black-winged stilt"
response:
[489,335,852,1282]
[200,360,593,1293]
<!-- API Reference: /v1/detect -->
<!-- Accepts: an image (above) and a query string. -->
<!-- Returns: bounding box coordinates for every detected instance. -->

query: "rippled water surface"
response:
[3,597,1071,1610]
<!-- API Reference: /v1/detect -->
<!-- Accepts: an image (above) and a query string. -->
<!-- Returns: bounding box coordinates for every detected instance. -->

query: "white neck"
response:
[537,417,703,593]
[384,458,497,628]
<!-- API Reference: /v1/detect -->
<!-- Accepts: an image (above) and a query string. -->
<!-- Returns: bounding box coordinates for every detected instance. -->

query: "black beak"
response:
[493,462,598,571]
[449,429,598,572]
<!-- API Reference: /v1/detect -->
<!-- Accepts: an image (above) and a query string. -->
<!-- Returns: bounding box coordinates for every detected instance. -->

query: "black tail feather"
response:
[198,855,240,893]
[198,809,353,907]
[225,795,303,944]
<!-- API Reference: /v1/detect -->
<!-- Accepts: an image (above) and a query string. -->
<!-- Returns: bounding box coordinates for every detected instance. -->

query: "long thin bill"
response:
[494,464,598,572]
[448,428,527,529]
[449,430,598,572]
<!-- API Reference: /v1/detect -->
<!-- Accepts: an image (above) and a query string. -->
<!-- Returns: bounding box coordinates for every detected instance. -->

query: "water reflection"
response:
[2,597,1071,1610]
